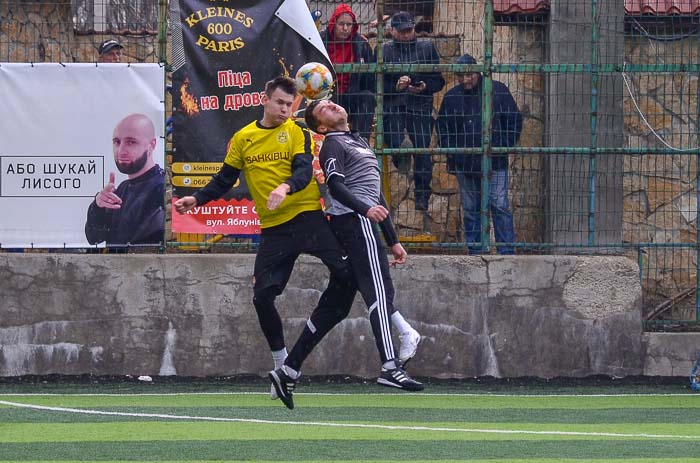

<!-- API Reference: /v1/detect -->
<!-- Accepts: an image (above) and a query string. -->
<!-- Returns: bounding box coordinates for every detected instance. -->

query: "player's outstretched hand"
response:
[389,243,407,267]
[366,205,389,223]
[174,196,197,214]
[95,172,122,209]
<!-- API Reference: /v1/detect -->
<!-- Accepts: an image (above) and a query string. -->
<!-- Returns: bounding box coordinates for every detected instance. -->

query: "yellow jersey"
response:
[224,119,321,228]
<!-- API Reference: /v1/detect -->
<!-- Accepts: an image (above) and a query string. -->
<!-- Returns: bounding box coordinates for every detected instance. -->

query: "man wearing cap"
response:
[437,54,523,254]
[98,39,123,63]
[381,11,444,212]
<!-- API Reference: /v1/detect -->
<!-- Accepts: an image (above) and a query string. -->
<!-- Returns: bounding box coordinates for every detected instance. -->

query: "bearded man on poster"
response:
[85,113,165,247]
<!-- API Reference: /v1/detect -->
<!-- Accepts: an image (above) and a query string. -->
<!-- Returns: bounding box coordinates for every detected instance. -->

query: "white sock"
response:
[383,360,397,370]
[272,348,288,368]
[283,365,300,379]
[392,311,413,334]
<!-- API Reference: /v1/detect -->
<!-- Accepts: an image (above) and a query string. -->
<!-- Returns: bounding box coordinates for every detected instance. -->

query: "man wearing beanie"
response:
[437,54,523,254]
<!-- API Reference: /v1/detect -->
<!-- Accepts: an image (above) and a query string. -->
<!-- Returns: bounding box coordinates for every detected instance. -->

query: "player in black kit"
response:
[305,99,423,391]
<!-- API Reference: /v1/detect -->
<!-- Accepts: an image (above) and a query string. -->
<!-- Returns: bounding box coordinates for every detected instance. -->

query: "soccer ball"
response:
[295,62,334,100]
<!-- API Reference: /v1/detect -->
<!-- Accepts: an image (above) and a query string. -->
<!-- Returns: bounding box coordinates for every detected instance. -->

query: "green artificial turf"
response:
[0,378,698,462]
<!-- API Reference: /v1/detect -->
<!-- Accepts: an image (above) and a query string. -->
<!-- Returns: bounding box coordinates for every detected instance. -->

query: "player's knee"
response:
[337,299,353,319]
[253,285,278,316]
[330,266,356,294]
[329,268,357,318]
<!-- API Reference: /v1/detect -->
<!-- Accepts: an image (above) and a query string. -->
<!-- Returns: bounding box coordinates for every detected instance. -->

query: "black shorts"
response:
[253,210,349,294]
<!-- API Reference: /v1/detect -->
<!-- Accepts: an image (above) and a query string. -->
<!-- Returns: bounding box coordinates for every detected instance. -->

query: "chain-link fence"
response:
[1,0,699,325]
[0,0,163,63]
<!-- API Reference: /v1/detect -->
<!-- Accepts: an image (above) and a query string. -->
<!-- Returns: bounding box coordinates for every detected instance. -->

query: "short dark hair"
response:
[265,75,297,98]
[303,99,323,133]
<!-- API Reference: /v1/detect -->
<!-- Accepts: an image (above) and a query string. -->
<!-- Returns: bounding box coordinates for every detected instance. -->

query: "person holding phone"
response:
[381,11,445,213]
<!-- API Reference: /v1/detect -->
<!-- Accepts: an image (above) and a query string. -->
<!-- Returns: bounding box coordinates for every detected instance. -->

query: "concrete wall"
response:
[546,0,625,246]
[643,333,700,377]
[3,253,691,379]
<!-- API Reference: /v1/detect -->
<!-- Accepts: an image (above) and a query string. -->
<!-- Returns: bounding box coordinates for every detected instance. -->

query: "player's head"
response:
[261,76,297,127]
[264,75,297,99]
[304,99,348,134]
[112,113,156,178]
[98,39,123,63]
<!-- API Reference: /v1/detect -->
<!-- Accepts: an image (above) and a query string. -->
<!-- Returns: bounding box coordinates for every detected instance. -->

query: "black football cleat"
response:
[377,366,424,391]
[269,367,298,409]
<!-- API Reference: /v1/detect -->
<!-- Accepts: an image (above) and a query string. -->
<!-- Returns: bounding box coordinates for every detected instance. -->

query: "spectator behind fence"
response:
[98,39,123,63]
[320,4,375,141]
[437,54,523,254]
[381,11,444,212]
[85,113,165,247]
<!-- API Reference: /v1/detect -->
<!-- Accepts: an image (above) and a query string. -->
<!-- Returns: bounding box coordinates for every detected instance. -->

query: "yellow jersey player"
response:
[175,76,356,409]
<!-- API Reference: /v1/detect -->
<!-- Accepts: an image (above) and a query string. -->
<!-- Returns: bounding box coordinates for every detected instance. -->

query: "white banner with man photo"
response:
[0,63,165,248]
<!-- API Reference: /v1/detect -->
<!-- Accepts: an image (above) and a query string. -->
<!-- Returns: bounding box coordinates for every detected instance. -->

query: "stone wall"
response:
[623,38,700,317]
[0,1,159,63]
[0,254,647,378]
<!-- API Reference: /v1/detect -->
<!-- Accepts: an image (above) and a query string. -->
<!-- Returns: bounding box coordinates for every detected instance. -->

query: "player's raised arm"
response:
[199,164,242,201]
[174,196,197,214]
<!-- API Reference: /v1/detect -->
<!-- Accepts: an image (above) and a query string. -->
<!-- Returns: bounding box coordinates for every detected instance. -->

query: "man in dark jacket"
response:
[437,54,523,254]
[382,11,445,212]
[320,4,375,141]
[85,113,165,247]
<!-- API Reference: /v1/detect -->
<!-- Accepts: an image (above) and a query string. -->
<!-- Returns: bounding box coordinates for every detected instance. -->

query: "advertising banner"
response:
[171,0,331,234]
[0,63,165,248]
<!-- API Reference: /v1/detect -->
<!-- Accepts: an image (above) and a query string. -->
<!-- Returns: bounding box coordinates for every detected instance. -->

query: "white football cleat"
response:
[398,327,421,367]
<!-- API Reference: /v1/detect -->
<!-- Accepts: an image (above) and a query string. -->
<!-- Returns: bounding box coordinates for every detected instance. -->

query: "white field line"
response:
[1,399,699,440]
[0,392,698,397]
